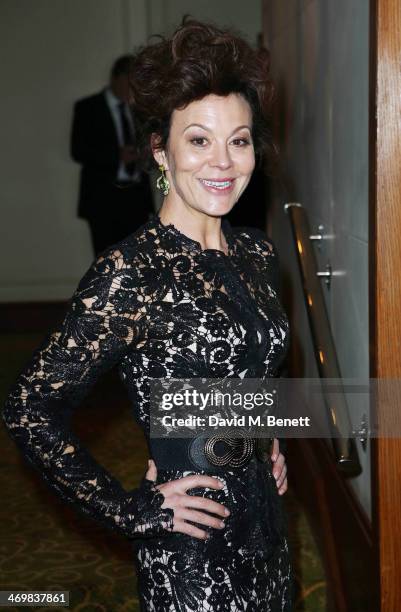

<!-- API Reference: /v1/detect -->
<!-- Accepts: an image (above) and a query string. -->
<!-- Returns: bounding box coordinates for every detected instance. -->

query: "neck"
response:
[158,200,228,253]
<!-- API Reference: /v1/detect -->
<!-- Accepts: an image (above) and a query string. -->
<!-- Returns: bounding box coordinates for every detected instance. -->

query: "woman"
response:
[3,16,292,611]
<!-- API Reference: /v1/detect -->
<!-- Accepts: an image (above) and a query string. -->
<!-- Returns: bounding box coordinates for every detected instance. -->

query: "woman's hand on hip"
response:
[145,459,230,540]
[271,438,288,495]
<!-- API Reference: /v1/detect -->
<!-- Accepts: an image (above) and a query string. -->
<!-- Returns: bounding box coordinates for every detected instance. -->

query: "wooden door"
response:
[262,0,401,608]
[370,0,401,609]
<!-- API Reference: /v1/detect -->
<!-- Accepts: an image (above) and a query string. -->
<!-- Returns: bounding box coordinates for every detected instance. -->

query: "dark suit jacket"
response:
[70,90,152,221]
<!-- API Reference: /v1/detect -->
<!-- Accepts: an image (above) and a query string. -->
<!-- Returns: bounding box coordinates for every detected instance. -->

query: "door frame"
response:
[370,0,401,608]
[262,0,401,608]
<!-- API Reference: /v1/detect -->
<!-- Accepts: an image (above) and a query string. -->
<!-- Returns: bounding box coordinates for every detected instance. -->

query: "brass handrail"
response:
[284,202,361,476]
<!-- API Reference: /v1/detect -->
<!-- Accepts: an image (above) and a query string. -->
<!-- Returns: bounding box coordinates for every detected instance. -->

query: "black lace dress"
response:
[3,213,293,611]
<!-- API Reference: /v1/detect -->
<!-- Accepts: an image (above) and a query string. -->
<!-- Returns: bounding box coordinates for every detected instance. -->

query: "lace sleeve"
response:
[253,231,280,293]
[247,229,288,456]
[2,247,174,540]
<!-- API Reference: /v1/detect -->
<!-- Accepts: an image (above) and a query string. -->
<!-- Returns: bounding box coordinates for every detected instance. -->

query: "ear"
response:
[151,133,169,170]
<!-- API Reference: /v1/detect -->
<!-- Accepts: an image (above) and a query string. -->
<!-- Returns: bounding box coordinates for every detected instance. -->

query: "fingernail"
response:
[273,471,278,480]
[271,454,277,462]
[220,521,225,528]
[224,508,230,516]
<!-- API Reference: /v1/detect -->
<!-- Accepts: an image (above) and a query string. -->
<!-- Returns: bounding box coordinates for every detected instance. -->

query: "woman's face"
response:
[154,93,255,217]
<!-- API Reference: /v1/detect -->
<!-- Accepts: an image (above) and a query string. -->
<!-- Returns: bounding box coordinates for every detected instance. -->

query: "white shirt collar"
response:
[104,86,124,107]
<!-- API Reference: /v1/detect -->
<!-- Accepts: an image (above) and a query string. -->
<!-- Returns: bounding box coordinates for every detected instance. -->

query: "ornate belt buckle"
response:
[255,437,274,463]
[204,430,255,468]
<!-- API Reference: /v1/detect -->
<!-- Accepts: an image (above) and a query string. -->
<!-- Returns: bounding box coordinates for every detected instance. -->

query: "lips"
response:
[198,178,235,192]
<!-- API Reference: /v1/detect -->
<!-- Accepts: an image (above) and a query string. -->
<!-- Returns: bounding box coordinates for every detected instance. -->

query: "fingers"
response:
[174,474,225,494]
[272,452,288,495]
[278,477,288,495]
[172,504,227,539]
[154,472,230,538]
[157,486,229,518]
[151,471,231,540]
[271,437,279,462]
[272,453,286,484]
[145,458,157,482]
[175,507,226,530]
[275,463,287,488]
[184,495,230,518]
[272,452,285,480]
[173,518,209,540]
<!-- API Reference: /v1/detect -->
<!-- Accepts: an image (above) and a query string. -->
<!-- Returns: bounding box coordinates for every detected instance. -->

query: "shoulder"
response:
[232,225,281,291]
[80,219,157,285]
[73,91,106,112]
[232,225,277,258]
[73,225,152,307]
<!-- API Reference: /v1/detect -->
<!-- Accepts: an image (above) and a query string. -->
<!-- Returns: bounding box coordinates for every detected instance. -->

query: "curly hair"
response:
[129,15,278,175]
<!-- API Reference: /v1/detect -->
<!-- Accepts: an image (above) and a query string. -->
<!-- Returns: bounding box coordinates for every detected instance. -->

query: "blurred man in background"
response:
[71,55,154,256]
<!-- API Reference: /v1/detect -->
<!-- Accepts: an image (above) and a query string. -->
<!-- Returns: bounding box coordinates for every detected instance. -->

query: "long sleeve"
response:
[70,99,119,169]
[2,248,174,540]
[250,229,289,457]
[261,237,288,456]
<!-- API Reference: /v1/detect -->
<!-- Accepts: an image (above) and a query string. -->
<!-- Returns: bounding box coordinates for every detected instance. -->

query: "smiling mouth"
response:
[199,178,235,190]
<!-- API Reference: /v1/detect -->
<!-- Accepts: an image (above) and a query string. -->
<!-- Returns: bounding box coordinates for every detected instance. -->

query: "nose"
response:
[209,142,233,169]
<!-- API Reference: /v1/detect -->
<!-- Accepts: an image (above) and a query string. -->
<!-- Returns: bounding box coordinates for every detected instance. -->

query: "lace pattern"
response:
[3,213,293,610]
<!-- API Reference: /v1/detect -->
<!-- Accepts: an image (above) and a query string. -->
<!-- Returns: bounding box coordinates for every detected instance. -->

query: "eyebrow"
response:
[182,123,251,135]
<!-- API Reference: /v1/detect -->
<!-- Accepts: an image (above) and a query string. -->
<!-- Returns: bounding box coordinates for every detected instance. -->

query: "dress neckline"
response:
[150,212,236,257]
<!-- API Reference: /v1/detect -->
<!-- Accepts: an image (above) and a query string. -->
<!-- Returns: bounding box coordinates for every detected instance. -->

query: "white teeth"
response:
[200,179,233,189]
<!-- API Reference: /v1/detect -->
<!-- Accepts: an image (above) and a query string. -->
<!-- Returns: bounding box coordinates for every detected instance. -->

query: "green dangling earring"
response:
[156,164,170,196]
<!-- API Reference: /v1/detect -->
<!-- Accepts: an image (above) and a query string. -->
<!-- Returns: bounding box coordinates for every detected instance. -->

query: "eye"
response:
[231,137,251,146]
[190,137,208,146]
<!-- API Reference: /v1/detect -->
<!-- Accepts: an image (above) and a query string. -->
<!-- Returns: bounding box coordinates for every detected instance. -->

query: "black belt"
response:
[149,433,273,473]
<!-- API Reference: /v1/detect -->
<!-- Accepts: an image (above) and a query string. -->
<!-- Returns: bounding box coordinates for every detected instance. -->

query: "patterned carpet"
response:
[0,332,327,611]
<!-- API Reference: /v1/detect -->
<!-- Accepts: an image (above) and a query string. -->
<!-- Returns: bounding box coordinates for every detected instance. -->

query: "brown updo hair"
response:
[129,15,278,174]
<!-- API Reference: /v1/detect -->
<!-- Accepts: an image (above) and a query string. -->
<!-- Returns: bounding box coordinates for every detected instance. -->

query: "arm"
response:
[263,239,288,457]
[253,232,289,467]
[70,99,119,169]
[2,248,174,540]
[252,231,280,293]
